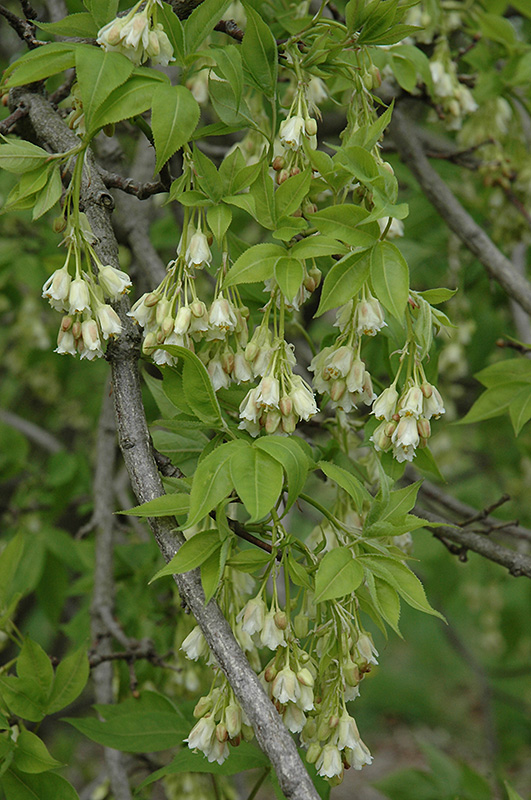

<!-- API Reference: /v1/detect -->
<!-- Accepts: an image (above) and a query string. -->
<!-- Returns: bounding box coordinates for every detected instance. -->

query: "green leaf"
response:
[65,711,189,752]
[208,78,256,127]
[17,639,54,699]
[315,249,371,316]
[75,46,134,132]
[185,441,243,528]
[254,434,309,510]
[4,43,75,88]
[318,460,369,512]
[149,530,222,582]
[201,541,227,603]
[207,204,232,245]
[13,731,62,774]
[223,243,286,287]
[416,287,457,304]
[290,235,348,259]
[287,553,312,589]
[459,383,527,425]
[474,359,531,388]
[230,444,284,522]
[86,0,118,27]
[36,13,98,37]
[162,347,224,425]
[314,548,364,603]
[249,163,277,229]
[509,386,531,435]
[90,75,167,131]
[227,548,272,573]
[504,781,525,800]
[192,146,222,201]
[137,742,269,789]
[241,4,278,96]
[211,45,243,111]
[0,142,50,175]
[0,676,47,722]
[32,166,62,220]
[158,2,186,66]
[374,577,401,635]
[361,557,444,620]
[274,169,312,218]
[0,533,24,607]
[274,257,304,301]
[370,241,409,321]
[1,770,79,800]
[184,0,232,55]
[311,204,379,247]
[47,648,90,714]
[121,493,190,518]
[152,84,200,173]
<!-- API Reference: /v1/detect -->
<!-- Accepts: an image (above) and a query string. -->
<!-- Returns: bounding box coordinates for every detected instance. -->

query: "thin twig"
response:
[100,169,167,199]
[214,19,244,41]
[389,106,531,317]
[0,408,63,453]
[0,102,30,136]
[0,3,42,47]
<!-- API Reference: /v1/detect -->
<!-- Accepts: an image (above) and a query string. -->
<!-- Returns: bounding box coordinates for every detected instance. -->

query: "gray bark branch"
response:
[389,107,531,317]
[11,88,320,800]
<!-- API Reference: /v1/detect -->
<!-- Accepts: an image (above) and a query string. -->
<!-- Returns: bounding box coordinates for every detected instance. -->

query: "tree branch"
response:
[0,3,42,47]
[388,106,531,317]
[12,88,320,800]
[90,380,133,800]
[0,408,63,453]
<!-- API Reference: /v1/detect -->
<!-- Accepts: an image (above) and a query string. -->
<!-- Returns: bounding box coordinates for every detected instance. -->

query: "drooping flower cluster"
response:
[428,41,478,131]
[370,378,445,462]
[309,288,385,413]
[42,217,131,359]
[97,0,174,66]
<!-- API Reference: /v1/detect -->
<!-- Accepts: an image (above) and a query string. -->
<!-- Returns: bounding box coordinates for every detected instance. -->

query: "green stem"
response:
[246,767,270,800]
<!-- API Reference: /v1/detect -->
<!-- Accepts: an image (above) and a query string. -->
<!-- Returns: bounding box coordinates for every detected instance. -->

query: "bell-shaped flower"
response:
[422,383,445,419]
[68,278,91,314]
[98,265,132,299]
[96,304,122,339]
[372,385,398,420]
[239,595,267,636]
[208,294,237,337]
[272,666,300,705]
[185,229,212,269]
[316,744,343,779]
[42,265,71,305]
[260,609,286,650]
[256,375,280,410]
[289,375,318,421]
[279,115,306,150]
[181,626,209,661]
[283,703,306,733]
[55,329,76,356]
[356,295,386,336]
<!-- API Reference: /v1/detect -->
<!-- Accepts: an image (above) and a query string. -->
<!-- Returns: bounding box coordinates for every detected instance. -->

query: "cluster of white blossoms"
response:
[96,0,174,67]
[370,378,445,462]
[429,41,478,131]
[309,288,385,413]
[42,219,131,359]
[186,680,250,765]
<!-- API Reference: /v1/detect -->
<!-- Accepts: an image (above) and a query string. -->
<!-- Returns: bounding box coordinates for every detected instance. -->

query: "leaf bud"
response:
[274,610,288,630]
[103,123,115,137]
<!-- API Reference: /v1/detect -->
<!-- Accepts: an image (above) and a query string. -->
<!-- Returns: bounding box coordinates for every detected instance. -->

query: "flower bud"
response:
[216,723,228,743]
[305,117,318,136]
[297,668,314,688]
[145,292,160,307]
[330,379,346,402]
[265,409,281,434]
[417,417,431,439]
[52,216,67,233]
[279,395,293,416]
[272,155,285,171]
[61,315,73,332]
[274,610,288,630]
[264,665,277,683]
[306,743,321,764]
[193,695,212,718]
[281,412,297,434]
[225,703,241,739]
[294,613,308,638]
[72,321,82,340]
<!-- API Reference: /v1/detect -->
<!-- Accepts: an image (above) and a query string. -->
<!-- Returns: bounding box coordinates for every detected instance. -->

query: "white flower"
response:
[186,716,216,751]
[323,346,353,380]
[96,304,122,339]
[233,352,253,384]
[208,736,229,764]
[378,217,404,238]
[307,76,328,107]
[208,295,237,336]
[422,384,445,419]
[186,230,212,269]
[372,386,398,420]
[96,18,126,48]
[174,305,192,335]
[348,738,373,770]
[430,60,454,97]
[399,385,424,417]
[208,357,230,391]
[370,421,392,453]
[42,265,71,304]
[283,703,306,733]
[239,596,267,636]
[355,295,386,336]
[289,375,318,421]
[224,703,242,739]
[296,683,314,712]
[81,318,101,352]
[55,329,76,356]
[98,265,132,298]
[181,626,209,661]
[239,387,261,423]
[256,376,280,410]
[260,610,286,650]
[337,713,360,751]
[122,11,150,51]
[68,278,91,314]
[279,115,306,150]
[272,667,300,704]
[392,415,419,449]
[334,300,353,332]
[146,24,175,66]
[316,744,343,779]
[128,293,155,327]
